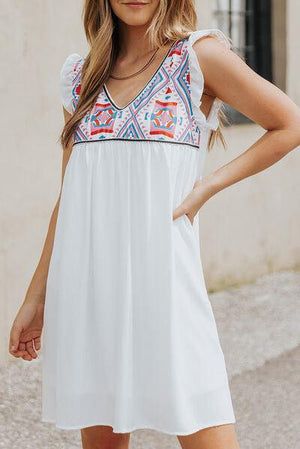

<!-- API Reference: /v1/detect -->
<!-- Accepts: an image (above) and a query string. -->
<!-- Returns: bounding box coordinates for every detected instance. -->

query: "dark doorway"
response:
[213,0,273,124]
[245,0,273,82]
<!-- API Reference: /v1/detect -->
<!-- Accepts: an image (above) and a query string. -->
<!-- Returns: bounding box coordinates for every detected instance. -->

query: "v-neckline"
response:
[103,39,180,111]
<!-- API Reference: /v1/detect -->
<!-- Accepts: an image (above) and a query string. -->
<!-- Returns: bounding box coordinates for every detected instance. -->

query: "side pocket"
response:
[183,213,194,229]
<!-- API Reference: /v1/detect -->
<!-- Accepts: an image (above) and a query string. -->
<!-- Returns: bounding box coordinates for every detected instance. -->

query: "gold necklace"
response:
[109,41,170,80]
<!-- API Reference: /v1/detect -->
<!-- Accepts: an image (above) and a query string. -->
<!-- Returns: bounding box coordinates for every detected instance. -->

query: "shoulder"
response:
[186,28,241,90]
[184,29,233,130]
[185,29,233,82]
[60,53,84,82]
[186,28,231,52]
[59,53,84,114]
[184,29,232,87]
[186,29,232,69]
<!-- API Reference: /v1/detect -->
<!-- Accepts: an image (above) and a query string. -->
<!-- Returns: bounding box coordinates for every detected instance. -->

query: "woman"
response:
[8,1,300,448]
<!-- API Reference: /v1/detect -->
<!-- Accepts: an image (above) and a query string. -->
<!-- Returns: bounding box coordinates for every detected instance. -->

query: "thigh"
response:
[177,423,240,449]
[80,425,131,449]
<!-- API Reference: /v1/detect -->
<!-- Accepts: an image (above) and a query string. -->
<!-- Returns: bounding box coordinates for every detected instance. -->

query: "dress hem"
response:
[40,417,236,435]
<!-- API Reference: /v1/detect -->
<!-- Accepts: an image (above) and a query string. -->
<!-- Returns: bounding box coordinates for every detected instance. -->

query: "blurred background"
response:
[0,1,299,448]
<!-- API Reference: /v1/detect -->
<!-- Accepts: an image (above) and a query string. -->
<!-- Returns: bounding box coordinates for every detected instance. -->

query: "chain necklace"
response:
[109,41,170,80]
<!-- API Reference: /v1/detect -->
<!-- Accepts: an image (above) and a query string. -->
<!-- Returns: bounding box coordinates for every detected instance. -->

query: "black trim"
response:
[72,137,199,150]
[103,39,180,111]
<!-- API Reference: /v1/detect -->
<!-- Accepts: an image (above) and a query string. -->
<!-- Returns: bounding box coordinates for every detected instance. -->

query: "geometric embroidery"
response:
[71,38,201,150]
[150,99,178,139]
[90,102,117,136]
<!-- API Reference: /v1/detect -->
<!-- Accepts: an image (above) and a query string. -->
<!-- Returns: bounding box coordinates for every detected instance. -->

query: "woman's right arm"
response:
[9,108,73,360]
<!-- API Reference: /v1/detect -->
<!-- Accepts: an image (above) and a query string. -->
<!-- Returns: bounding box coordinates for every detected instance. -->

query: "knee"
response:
[80,425,130,449]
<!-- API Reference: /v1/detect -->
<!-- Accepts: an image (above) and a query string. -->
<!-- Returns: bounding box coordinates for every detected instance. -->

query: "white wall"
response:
[0,0,86,364]
[201,123,300,291]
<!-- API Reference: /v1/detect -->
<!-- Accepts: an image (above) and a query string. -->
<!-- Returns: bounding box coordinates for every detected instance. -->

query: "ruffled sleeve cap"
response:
[59,53,82,114]
[186,29,231,131]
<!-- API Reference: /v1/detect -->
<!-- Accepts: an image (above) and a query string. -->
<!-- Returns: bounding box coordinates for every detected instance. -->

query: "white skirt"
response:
[41,139,236,434]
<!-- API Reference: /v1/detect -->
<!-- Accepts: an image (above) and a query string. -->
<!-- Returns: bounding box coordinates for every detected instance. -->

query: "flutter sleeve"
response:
[186,29,231,131]
[59,53,82,114]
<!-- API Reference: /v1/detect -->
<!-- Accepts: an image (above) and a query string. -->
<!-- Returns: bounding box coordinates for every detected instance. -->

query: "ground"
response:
[1,270,299,449]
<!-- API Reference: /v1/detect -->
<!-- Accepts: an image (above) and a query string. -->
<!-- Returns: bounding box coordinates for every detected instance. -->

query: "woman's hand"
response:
[9,297,45,361]
[173,178,213,225]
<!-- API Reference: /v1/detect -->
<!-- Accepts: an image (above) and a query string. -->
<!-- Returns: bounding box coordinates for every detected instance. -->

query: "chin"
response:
[120,17,151,26]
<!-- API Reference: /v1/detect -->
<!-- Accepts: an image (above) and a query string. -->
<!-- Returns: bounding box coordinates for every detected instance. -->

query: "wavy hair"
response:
[60,0,226,151]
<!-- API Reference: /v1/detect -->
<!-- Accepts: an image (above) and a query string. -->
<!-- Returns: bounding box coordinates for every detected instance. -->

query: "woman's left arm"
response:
[174,36,300,221]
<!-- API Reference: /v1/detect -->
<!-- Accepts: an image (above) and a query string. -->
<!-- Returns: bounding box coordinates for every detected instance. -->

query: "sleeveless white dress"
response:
[41,28,236,435]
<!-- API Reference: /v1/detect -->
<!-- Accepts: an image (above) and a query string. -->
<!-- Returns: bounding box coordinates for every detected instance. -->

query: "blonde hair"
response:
[60,0,226,151]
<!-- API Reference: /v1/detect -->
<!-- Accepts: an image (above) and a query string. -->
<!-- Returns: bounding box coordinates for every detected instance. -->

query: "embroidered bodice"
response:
[60,29,230,151]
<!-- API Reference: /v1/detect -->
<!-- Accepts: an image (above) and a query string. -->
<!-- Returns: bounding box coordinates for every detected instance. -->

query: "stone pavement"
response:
[1,270,299,449]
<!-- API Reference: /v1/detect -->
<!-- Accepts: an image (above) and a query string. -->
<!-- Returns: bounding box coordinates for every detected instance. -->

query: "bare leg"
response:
[80,425,131,449]
[177,423,240,449]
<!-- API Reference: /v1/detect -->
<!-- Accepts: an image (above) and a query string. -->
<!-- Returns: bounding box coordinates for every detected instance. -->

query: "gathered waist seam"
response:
[72,138,200,150]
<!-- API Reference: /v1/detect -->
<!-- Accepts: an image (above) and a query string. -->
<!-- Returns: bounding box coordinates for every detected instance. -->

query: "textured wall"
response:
[0,1,299,363]
[0,0,86,364]
[201,123,300,290]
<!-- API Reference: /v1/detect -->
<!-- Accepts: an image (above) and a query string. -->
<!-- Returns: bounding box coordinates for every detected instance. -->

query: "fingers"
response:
[9,325,37,361]
[12,341,37,361]
[9,345,31,359]
[34,336,41,351]
[25,340,38,359]
[10,340,33,360]
[21,351,33,361]
[9,324,21,356]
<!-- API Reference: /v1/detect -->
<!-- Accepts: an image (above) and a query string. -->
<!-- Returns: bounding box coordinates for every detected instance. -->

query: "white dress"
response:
[41,28,236,435]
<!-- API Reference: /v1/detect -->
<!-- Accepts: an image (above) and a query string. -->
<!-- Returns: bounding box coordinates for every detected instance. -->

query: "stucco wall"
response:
[0,0,86,364]
[0,1,299,363]
[201,123,300,290]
